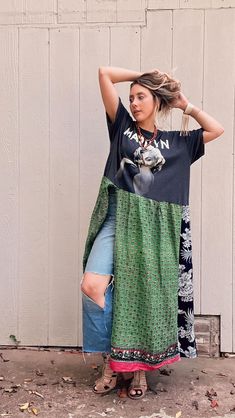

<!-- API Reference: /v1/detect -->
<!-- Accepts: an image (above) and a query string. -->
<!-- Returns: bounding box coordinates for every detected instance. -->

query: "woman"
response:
[81,67,224,399]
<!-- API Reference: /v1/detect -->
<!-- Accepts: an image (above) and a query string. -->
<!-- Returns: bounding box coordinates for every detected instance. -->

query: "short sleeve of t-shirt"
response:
[106,98,132,142]
[184,128,205,164]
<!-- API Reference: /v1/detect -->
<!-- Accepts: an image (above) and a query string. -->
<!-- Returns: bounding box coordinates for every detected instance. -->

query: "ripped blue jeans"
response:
[82,189,116,353]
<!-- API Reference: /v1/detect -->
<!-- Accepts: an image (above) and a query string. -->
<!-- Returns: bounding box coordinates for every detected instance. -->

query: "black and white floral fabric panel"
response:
[178,205,197,358]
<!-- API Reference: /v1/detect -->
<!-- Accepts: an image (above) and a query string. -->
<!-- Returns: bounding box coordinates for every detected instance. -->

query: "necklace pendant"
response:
[140,135,145,144]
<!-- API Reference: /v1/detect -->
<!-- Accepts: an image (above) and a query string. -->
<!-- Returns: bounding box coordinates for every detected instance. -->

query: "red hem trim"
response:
[109,354,180,372]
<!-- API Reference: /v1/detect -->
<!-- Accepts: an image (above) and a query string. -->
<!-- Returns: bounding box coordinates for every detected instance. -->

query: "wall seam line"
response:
[47,27,51,346]
[17,26,20,342]
[232,84,235,352]
[77,26,81,347]
[170,9,173,130]
[200,8,206,315]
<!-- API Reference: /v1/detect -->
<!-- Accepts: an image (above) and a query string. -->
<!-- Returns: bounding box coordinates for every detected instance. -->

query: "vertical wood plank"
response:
[79,27,110,232]
[142,10,172,73]
[0,29,19,344]
[110,26,141,109]
[172,9,204,313]
[49,28,79,345]
[233,85,235,352]
[79,27,109,344]
[141,10,173,130]
[19,28,49,345]
[202,9,235,352]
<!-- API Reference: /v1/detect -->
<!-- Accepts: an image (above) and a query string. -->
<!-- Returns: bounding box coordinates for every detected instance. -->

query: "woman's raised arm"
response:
[98,67,142,122]
[189,107,224,143]
[172,92,224,143]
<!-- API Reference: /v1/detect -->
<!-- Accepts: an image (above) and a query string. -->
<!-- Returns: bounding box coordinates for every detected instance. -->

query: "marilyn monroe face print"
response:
[116,145,165,196]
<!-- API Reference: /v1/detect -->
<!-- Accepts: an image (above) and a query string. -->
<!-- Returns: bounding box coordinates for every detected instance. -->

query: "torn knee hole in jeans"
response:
[81,274,114,309]
[80,273,114,289]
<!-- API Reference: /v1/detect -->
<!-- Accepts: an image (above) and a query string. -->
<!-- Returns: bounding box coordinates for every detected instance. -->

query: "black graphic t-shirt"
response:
[104,99,204,205]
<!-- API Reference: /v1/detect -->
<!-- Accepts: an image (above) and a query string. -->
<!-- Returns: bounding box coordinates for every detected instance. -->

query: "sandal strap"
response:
[93,356,117,393]
[128,370,147,400]
[102,356,117,380]
[132,371,147,387]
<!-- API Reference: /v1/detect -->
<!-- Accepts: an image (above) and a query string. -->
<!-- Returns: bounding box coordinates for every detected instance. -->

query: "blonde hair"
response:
[131,70,181,117]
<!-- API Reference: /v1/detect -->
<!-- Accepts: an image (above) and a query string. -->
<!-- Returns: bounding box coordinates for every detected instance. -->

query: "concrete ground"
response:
[0,348,235,418]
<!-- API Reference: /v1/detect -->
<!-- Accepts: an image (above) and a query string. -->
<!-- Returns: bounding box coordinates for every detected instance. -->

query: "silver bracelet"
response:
[183,102,194,115]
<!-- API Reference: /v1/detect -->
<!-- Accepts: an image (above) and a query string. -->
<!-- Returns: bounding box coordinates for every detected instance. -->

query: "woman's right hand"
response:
[98,67,142,122]
[170,92,188,111]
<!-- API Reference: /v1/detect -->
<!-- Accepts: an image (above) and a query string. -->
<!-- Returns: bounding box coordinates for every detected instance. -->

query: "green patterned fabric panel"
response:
[83,176,113,272]
[83,176,182,360]
[112,188,182,355]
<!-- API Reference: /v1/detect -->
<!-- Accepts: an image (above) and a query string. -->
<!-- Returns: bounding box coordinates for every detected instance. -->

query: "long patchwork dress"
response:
[83,99,204,372]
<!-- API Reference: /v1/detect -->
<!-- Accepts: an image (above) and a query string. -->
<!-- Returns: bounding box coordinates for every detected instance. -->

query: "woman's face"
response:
[129,84,158,125]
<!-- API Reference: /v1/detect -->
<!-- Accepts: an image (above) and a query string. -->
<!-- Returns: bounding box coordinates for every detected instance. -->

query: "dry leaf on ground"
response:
[62,376,75,384]
[31,407,39,415]
[19,402,30,411]
[210,399,219,408]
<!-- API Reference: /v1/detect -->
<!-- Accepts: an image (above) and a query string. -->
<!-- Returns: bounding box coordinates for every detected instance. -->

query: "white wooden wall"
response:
[0,0,234,352]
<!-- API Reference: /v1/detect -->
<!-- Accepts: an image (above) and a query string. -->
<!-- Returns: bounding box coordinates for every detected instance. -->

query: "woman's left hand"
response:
[171,92,188,111]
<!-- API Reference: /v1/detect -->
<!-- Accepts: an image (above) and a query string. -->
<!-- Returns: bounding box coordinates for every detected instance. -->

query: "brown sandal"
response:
[93,355,118,394]
[127,370,147,400]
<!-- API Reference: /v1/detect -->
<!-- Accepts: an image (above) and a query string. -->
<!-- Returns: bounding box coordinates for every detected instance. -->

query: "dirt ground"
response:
[0,348,235,418]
